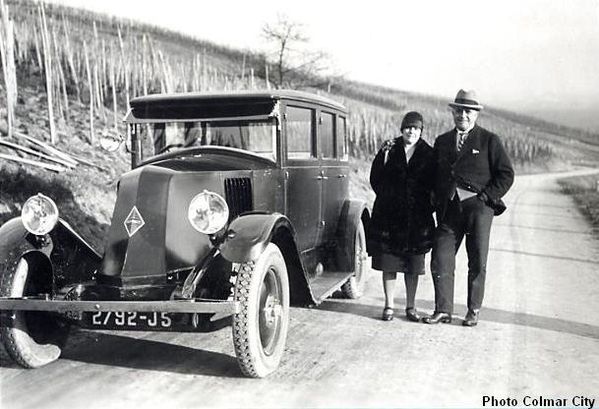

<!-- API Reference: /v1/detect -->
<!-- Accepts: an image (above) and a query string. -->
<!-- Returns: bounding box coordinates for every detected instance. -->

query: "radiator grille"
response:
[224,178,253,219]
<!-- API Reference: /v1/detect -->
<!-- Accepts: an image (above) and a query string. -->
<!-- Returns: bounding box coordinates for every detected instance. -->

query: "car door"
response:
[318,110,348,245]
[283,104,322,254]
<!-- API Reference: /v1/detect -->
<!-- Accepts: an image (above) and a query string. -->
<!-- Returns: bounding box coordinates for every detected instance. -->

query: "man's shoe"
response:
[405,308,422,322]
[382,307,394,321]
[422,312,452,324]
[462,310,479,327]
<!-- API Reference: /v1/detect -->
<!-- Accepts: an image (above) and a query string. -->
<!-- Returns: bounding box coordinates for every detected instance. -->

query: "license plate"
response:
[88,311,172,329]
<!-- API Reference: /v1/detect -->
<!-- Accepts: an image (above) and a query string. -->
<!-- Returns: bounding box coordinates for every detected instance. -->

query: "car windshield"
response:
[136,119,277,161]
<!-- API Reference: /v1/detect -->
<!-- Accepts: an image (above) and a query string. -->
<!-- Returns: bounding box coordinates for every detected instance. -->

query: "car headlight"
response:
[187,190,229,234]
[21,193,59,235]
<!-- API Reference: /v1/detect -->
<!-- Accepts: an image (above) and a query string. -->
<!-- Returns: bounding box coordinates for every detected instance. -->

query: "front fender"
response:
[219,212,313,306]
[0,217,101,293]
[0,217,53,273]
[219,213,294,263]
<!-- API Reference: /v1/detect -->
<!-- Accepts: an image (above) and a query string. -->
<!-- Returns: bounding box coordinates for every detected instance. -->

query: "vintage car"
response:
[0,90,369,377]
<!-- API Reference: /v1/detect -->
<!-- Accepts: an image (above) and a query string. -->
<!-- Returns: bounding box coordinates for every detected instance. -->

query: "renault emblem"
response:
[124,206,145,237]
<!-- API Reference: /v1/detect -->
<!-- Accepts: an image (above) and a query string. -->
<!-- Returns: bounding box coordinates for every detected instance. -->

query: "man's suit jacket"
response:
[433,124,514,220]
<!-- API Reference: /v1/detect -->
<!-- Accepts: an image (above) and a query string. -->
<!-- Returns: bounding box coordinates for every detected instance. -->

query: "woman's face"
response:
[401,126,422,145]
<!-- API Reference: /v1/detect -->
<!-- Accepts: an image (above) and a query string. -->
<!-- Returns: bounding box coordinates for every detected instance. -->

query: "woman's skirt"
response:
[371,252,425,275]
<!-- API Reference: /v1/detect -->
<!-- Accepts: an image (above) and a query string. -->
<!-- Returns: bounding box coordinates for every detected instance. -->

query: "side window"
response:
[286,106,314,160]
[337,116,348,161]
[320,112,335,159]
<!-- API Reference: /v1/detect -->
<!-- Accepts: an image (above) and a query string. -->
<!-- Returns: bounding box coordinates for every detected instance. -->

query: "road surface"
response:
[1,169,598,408]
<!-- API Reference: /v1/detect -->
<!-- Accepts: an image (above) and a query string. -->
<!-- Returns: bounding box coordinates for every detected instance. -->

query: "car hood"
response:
[100,163,253,284]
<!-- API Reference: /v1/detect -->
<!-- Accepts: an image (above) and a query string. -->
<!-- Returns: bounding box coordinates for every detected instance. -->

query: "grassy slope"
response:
[1,2,599,253]
[557,175,599,229]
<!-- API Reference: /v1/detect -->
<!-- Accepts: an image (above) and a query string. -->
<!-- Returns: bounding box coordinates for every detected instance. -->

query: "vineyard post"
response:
[100,39,107,112]
[62,13,80,102]
[38,2,57,144]
[117,26,130,107]
[83,41,94,144]
[109,44,118,136]
[241,53,246,83]
[0,0,17,138]
[51,28,68,124]
[142,34,148,95]
[32,29,43,71]
[265,62,270,89]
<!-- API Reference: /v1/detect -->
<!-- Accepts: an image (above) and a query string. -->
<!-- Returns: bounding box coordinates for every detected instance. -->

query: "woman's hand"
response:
[381,139,395,152]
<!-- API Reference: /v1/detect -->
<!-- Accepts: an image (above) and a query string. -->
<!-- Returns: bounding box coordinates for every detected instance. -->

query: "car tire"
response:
[341,220,367,299]
[0,256,69,368]
[232,243,290,378]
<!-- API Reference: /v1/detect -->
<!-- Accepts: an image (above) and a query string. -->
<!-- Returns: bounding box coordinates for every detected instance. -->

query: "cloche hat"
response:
[400,111,424,130]
[448,89,484,111]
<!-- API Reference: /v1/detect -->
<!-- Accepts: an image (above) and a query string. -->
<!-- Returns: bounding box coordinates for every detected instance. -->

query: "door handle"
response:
[316,170,329,180]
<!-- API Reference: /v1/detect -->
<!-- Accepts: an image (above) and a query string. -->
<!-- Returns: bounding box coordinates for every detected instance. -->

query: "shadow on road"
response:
[60,332,243,377]
[316,298,599,340]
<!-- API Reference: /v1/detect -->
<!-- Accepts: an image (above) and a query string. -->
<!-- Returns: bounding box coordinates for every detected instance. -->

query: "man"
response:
[423,89,514,326]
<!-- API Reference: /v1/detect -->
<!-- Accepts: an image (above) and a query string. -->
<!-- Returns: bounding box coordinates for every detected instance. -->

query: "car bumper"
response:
[0,297,240,314]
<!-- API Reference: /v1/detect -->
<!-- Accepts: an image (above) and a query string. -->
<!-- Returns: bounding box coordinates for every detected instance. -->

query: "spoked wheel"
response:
[232,243,290,378]
[341,220,367,299]
[0,256,69,368]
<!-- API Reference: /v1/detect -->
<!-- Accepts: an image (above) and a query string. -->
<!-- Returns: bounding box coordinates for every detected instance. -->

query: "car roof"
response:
[130,90,347,113]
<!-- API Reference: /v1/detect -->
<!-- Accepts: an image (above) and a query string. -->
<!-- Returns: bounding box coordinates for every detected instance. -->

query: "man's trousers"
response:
[431,195,494,313]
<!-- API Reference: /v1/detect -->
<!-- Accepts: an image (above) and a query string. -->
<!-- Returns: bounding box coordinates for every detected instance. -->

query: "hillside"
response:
[1,0,599,252]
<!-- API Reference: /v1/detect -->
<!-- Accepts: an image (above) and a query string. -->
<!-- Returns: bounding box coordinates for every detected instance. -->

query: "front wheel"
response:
[0,256,69,368]
[232,243,290,378]
[341,220,367,299]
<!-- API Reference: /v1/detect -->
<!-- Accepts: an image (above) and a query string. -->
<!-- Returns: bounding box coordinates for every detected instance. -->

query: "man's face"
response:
[451,107,479,131]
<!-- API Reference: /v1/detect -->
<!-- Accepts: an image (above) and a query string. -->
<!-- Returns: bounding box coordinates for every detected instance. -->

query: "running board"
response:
[309,272,353,303]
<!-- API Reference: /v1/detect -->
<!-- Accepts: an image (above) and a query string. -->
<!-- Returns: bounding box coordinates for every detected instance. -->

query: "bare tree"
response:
[261,15,332,89]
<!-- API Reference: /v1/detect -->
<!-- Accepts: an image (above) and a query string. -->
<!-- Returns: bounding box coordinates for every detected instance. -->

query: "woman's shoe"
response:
[405,308,422,322]
[382,307,394,321]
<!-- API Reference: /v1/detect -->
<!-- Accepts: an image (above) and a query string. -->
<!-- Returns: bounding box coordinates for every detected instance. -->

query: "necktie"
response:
[457,132,468,152]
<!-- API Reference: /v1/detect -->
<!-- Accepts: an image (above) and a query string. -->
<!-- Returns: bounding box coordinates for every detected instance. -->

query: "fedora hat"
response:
[448,89,484,110]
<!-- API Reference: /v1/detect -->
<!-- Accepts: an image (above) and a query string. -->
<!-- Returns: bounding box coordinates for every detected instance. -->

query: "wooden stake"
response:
[0,153,66,172]
[83,41,94,144]
[0,139,75,168]
[52,27,68,123]
[38,2,56,144]
[61,13,80,101]
[142,34,148,95]
[0,0,17,138]
[14,131,78,166]
[109,44,118,136]
[117,26,130,107]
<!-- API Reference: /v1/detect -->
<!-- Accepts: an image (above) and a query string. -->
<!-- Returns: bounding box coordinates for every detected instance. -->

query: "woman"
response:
[367,111,435,322]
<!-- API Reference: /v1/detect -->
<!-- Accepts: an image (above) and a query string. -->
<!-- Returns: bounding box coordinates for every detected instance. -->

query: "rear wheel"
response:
[341,220,367,299]
[232,243,289,378]
[0,256,69,368]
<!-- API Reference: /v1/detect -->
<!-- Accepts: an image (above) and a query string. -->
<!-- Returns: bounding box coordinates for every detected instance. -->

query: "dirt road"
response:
[1,169,598,408]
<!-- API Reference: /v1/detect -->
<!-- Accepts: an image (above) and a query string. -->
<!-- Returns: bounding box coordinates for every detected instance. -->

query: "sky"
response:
[50,0,599,129]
